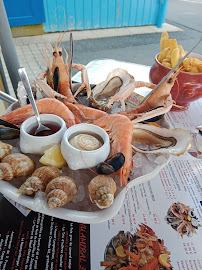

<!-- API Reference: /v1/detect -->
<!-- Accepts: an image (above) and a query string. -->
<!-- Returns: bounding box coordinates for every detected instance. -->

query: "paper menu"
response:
[167,99,202,159]
[4,196,31,217]
[167,99,202,131]
[90,153,202,270]
[0,210,91,270]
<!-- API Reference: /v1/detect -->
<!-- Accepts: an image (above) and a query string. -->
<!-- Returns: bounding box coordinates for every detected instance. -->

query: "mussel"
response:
[0,120,20,140]
[96,152,125,175]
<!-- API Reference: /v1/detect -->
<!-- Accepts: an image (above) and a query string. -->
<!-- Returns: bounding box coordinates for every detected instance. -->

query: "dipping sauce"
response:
[28,122,61,137]
[69,132,103,151]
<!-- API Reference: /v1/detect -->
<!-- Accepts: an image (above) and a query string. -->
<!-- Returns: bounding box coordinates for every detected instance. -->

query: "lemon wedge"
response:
[115,245,126,258]
[39,144,67,168]
[158,254,171,268]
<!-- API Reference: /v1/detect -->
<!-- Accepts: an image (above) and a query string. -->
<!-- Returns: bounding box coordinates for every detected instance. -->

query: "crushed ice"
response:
[33,191,47,211]
[129,152,169,180]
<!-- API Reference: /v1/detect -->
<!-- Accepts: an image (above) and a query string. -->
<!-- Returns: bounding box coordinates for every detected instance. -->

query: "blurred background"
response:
[0,0,202,113]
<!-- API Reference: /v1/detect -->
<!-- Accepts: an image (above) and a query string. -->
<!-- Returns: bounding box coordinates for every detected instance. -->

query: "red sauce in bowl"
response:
[28,123,61,137]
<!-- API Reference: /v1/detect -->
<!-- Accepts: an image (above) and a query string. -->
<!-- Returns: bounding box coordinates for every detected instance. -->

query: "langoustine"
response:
[37,44,91,102]
[94,114,133,186]
[34,60,180,124]
[120,69,181,121]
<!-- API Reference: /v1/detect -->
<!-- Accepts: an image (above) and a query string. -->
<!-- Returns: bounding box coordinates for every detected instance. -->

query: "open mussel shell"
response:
[97,162,115,174]
[96,152,125,175]
[0,119,20,140]
[132,123,191,155]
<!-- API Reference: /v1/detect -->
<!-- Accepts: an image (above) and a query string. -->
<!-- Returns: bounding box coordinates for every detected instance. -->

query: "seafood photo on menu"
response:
[100,224,173,270]
[165,202,201,238]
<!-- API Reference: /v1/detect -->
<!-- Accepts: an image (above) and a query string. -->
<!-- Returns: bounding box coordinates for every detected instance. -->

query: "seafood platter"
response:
[0,33,192,224]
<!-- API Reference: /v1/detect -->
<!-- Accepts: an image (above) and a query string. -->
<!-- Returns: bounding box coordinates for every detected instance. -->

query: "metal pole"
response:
[0,0,20,97]
[0,89,18,104]
[0,56,9,94]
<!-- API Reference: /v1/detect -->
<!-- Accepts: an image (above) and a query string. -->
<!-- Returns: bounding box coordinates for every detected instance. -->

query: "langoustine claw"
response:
[73,63,91,98]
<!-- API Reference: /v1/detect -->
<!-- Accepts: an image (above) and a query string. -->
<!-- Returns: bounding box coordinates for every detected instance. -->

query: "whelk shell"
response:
[89,68,134,111]
[132,124,191,156]
[0,141,12,162]
[0,153,35,181]
[45,176,77,209]
[88,175,117,209]
[18,166,61,195]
